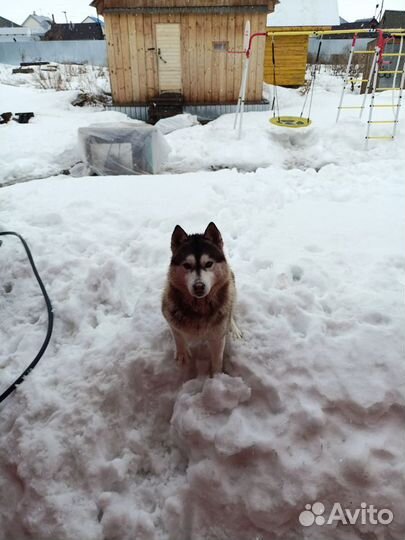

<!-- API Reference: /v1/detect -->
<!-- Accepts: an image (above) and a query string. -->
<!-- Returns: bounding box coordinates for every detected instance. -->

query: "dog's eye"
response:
[205,261,214,269]
[183,262,192,270]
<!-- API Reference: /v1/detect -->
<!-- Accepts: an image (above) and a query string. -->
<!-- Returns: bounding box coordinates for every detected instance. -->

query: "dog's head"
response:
[168,222,228,299]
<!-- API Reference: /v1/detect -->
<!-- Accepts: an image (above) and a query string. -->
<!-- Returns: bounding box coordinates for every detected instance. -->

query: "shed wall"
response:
[104,11,267,104]
[264,26,332,87]
[264,33,308,86]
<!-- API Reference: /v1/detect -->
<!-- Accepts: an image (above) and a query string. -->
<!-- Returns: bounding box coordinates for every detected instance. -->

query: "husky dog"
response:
[162,222,240,376]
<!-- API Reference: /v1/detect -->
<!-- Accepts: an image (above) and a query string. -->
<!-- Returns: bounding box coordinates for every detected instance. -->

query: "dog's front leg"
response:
[208,335,226,376]
[172,329,190,367]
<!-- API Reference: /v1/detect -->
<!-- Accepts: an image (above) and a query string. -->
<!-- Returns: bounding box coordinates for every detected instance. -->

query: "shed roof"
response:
[92,0,277,13]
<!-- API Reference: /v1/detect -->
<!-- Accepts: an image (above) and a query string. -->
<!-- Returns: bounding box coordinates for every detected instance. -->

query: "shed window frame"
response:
[212,40,229,52]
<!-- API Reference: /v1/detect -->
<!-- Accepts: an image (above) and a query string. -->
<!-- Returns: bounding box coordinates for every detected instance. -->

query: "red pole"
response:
[246,32,267,57]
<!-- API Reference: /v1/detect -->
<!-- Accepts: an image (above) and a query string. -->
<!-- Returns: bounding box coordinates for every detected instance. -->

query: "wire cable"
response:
[0,232,53,404]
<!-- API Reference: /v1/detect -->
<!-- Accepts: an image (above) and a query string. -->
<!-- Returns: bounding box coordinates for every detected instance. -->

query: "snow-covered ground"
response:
[0,64,404,540]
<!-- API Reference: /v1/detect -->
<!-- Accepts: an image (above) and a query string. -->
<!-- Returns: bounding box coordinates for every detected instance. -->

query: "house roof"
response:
[82,15,104,25]
[22,13,52,29]
[42,22,104,40]
[0,15,21,27]
[337,17,378,31]
[267,0,339,27]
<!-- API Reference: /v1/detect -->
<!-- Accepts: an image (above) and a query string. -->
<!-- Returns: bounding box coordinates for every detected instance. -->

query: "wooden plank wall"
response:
[104,12,267,104]
[264,34,308,87]
[263,26,333,87]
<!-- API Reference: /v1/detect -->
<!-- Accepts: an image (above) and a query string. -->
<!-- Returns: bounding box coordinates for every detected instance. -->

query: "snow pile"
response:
[267,0,340,27]
[0,64,405,540]
[0,78,139,186]
[155,113,199,135]
[1,161,404,539]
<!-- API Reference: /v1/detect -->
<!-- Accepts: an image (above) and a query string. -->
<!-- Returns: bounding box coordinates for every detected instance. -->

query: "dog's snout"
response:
[192,281,206,296]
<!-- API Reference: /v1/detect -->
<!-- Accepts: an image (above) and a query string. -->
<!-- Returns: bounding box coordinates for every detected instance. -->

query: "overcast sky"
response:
[1,0,404,25]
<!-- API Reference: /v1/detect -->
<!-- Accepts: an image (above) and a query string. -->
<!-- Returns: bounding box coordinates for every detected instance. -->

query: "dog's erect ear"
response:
[204,222,223,247]
[171,225,188,253]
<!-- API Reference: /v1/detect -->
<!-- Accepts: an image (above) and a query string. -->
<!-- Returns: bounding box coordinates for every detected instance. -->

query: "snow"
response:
[1,64,405,540]
[267,0,340,27]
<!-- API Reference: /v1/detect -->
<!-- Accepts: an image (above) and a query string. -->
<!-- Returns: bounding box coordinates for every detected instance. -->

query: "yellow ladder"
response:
[365,38,404,146]
[337,38,404,146]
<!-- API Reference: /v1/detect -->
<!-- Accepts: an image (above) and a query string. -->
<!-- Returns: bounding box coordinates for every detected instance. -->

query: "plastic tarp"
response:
[78,123,170,176]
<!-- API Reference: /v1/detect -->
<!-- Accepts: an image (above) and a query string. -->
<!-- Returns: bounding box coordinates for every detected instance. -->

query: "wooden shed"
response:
[90,0,278,120]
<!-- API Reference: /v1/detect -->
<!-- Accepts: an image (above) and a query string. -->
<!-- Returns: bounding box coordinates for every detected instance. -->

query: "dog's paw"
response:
[231,327,243,340]
[230,319,243,340]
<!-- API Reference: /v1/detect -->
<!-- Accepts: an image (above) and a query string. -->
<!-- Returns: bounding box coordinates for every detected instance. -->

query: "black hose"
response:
[0,232,53,404]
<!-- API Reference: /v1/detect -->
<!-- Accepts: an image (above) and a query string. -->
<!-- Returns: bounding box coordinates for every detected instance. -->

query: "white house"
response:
[82,16,103,25]
[0,14,37,42]
[21,13,52,35]
[267,0,340,27]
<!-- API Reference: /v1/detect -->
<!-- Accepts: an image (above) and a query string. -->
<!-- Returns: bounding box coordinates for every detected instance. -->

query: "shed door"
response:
[155,23,182,93]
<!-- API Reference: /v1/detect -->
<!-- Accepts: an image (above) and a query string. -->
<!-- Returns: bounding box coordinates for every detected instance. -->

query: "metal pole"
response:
[392,66,405,139]
[336,34,357,122]
[234,21,250,131]
[392,36,404,93]
[237,55,250,139]
[266,28,405,38]
[360,47,378,119]
[233,91,242,130]
[365,46,381,147]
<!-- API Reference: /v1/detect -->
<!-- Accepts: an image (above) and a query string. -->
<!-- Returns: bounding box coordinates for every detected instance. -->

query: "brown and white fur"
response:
[162,222,241,376]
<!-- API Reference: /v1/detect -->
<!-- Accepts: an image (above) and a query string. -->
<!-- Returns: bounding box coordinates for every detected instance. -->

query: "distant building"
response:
[380,9,405,29]
[267,0,339,26]
[81,16,105,35]
[82,16,104,25]
[21,12,52,35]
[337,17,379,31]
[0,15,20,28]
[42,22,105,41]
[360,10,405,92]
[0,14,36,42]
